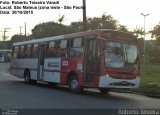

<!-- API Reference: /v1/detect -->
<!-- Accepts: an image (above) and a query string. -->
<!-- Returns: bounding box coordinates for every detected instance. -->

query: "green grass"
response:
[129,64,160,95]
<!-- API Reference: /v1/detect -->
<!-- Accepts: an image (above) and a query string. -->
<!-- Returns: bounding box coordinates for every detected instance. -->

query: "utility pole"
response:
[19,26,22,35]
[83,0,87,31]
[3,28,11,41]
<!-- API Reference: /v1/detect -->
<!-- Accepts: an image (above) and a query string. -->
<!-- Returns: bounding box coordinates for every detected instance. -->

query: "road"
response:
[0,63,160,110]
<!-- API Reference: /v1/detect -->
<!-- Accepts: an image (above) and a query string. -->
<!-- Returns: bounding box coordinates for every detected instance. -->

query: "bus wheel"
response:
[24,71,31,84]
[69,75,83,93]
[99,88,110,94]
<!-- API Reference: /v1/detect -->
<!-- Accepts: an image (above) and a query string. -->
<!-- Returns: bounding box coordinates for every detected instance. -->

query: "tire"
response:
[99,88,110,94]
[24,71,31,84]
[69,75,83,93]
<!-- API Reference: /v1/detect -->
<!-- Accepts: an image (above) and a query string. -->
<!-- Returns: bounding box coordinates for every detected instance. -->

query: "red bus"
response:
[10,29,140,93]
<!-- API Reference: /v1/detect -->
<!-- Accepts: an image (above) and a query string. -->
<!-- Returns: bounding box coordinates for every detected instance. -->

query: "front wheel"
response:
[69,76,83,93]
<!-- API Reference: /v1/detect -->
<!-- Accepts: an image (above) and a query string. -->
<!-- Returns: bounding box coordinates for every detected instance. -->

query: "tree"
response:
[70,13,128,32]
[117,25,128,32]
[100,13,118,29]
[86,13,119,30]
[148,22,160,63]
[133,27,144,38]
[9,35,30,49]
[58,14,65,25]
[70,21,83,32]
[150,22,160,38]
[31,22,73,39]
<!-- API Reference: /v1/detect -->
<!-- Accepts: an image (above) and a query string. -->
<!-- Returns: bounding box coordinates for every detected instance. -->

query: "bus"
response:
[10,29,140,93]
[0,49,12,62]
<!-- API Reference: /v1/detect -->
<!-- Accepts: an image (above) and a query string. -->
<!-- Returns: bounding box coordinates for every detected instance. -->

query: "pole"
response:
[2,28,10,49]
[19,26,22,35]
[83,0,87,31]
[25,22,26,36]
[3,28,11,41]
[141,13,149,65]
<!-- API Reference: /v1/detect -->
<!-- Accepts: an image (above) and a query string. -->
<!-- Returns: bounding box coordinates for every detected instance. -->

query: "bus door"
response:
[84,36,100,85]
[37,44,46,80]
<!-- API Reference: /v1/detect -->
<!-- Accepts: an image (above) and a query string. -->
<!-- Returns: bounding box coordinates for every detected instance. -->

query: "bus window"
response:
[12,46,19,59]
[69,37,84,57]
[19,46,26,58]
[60,40,67,48]
[25,45,31,58]
[49,41,55,48]
[31,44,38,58]
[46,41,58,57]
[58,40,68,57]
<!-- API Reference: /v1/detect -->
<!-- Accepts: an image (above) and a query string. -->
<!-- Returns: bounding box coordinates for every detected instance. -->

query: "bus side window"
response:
[69,37,84,57]
[31,44,38,58]
[25,45,31,58]
[56,40,60,57]
[12,46,19,59]
[58,40,68,57]
[46,41,58,57]
[19,45,25,58]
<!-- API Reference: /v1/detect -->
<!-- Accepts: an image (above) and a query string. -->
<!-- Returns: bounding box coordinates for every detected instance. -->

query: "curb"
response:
[111,89,160,99]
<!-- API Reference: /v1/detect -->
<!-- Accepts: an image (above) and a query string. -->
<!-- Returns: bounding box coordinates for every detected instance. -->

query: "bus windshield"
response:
[105,42,138,69]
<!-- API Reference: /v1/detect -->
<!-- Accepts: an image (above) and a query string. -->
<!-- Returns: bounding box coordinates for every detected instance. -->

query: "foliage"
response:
[8,35,31,49]
[117,25,128,32]
[87,14,118,30]
[128,64,160,95]
[133,27,144,38]
[29,13,129,39]
[149,23,160,63]
[150,22,160,38]
[70,21,83,32]
[31,22,73,39]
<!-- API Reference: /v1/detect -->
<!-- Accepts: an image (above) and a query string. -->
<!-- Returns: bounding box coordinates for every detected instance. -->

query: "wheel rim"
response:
[71,79,79,89]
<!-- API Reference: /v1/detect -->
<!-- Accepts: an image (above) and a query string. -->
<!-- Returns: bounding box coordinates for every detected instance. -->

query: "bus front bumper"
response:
[98,75,140,89]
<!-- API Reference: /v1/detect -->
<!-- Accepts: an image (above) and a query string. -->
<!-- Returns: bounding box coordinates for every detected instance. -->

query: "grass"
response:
[129,64,160,95]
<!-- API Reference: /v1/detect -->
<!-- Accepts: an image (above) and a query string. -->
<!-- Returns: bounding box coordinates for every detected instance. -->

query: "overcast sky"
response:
[0,0,160,40]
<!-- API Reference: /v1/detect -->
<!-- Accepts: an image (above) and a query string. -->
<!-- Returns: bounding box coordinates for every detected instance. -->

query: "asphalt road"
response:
[0,63,160,110]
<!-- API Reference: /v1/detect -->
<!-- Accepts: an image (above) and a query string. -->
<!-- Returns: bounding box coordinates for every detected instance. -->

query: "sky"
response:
[0,0,160,40]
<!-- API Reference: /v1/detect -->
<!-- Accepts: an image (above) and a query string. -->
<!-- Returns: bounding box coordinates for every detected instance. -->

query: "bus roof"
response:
[13,35,64,46]
[13,29,135,46]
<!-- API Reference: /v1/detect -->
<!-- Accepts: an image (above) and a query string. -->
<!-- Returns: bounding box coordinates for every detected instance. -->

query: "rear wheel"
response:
[69,75,83,93]
[24,71,31,84]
